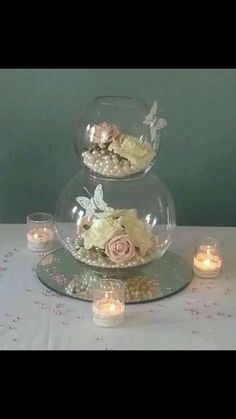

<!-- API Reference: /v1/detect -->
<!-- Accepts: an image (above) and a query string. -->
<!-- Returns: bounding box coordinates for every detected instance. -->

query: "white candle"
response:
[27,227,54,251]
[193,247,223,278]
[93,296,125,327]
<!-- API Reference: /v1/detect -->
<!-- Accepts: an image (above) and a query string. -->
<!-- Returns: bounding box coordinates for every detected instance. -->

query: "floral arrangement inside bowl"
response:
[65,184,158,268]
[82,101,167,178]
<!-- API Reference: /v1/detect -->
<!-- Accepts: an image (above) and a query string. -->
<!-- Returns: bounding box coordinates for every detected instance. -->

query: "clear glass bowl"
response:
[75,96,167,179]
[55,168,176,272]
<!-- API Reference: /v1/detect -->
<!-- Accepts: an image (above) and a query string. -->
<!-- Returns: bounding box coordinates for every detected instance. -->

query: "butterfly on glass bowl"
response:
[76,184,113,217]
[143,101,167,144]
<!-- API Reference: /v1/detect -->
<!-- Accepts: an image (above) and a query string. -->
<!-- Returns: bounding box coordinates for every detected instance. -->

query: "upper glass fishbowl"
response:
[75,96,167,179]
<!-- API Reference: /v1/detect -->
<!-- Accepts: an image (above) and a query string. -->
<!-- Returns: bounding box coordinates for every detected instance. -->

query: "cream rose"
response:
[108,134,155,171]
[119,209,152,256]
[81,217,122,250]
[77,216,93,235]
[90,122,119,147]
[105,234,135,263]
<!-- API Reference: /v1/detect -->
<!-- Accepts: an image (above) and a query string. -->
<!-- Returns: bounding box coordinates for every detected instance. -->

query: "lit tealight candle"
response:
[193,237,223,279]
[27,213,54,252]
[27,227,54,251]
[93,280,125,327]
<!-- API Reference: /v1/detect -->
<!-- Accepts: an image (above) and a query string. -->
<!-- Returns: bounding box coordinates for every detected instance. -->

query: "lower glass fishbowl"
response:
[55,169,176,277]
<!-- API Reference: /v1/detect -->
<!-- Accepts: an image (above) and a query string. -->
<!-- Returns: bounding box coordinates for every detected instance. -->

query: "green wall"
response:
[0,69,236,225]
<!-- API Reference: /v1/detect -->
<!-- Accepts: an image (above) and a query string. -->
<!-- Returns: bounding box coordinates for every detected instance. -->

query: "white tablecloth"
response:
[0,225,235,350]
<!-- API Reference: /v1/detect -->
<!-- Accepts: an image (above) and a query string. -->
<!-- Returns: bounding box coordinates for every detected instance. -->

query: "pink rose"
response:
[90,122,119,147]
[105,234,135,263]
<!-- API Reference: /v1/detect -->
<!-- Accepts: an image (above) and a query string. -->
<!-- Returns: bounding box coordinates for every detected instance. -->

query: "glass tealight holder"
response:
[193,236,223,279]
[93,279,125,327]
[27,213,54,252]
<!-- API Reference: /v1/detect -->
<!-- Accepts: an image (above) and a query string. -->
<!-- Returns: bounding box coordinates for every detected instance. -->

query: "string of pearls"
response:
[65,238,157,268]
[82,149,138,178]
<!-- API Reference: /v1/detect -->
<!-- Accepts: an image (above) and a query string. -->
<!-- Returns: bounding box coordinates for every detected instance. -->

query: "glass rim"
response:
[93,95,147,108]
[94,278,125,289]
[26,212,54,223]
[195,235,223,247]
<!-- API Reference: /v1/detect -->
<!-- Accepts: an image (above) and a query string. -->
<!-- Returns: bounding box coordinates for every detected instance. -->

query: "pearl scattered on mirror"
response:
[65,273,161,303]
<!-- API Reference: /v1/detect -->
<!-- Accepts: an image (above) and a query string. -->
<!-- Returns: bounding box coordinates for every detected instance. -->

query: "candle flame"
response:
[203,258,211,267]
[206,248,211,257]
[108,304,116,312]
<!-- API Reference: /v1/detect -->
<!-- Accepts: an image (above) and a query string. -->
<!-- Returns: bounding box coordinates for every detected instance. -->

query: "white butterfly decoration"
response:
[76,184,113,217]
[143,101,167,144]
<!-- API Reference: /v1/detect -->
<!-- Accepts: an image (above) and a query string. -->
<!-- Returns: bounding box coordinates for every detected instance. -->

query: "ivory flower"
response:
[81,217,122,250]
[108,134,155,171]
[118,209,152,256]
